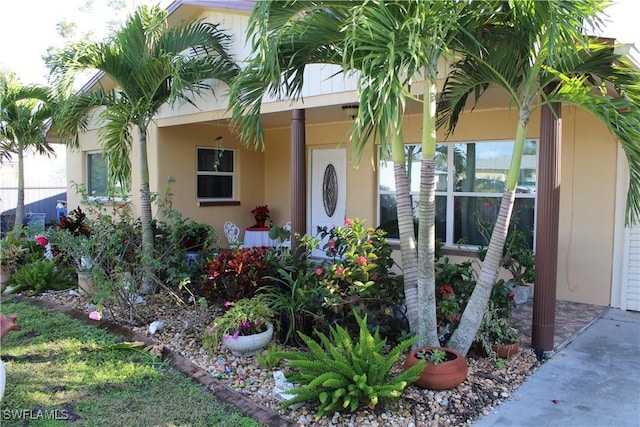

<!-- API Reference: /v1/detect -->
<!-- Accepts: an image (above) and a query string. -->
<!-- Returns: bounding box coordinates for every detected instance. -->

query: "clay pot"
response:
[491,342,520,359]
[404,346,468,390]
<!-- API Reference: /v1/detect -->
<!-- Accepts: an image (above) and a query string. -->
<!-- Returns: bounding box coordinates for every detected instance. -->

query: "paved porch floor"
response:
[507,299,610,350]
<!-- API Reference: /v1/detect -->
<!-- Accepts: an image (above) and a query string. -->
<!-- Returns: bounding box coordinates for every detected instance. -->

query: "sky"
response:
[0,0,638,86]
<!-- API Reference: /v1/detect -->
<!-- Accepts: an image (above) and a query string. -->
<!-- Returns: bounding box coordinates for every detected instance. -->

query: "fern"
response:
[275,310,425,420]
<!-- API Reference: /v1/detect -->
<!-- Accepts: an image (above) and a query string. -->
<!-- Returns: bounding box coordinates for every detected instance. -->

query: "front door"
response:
[310,148,346,256]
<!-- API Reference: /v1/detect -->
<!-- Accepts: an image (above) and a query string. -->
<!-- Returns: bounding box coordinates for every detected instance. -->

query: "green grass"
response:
[0,301,262,427]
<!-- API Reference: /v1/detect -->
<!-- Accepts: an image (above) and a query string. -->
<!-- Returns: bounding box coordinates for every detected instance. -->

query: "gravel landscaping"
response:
[33,290,541,427]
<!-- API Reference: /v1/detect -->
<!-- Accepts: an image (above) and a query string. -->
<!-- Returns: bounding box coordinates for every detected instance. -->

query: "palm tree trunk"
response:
[416,78,439,347]
[390,129,419,334]
[138,125,155,294]
[447,188,516,355]
[447,120,529,355]
[13,145,25,233]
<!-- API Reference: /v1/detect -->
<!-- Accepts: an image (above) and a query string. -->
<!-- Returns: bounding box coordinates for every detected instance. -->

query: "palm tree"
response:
[50,5,238,292]
[0,71,55,233]
[438,0,640,354]
[229,0,485,348]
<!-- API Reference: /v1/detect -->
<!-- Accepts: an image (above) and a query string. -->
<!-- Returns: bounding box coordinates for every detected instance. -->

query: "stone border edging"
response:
[7,295,296,427]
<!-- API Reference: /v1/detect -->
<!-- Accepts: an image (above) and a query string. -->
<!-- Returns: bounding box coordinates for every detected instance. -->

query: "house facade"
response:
[62,1,639,311]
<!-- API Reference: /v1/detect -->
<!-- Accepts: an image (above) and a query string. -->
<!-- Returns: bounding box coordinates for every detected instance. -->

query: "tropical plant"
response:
[439,0,640,355]
[50,4,239,293]
[261,267,323,346]
[415,347,447,365]
[475,302,520,356]
[4,259,75,296]
[202,295,275,354]
[0,231,28,275]
[0,71,55,233]
[202,247,271,302]
[228,0,491,349]
[501,230,535,285]
[271,311,424,420]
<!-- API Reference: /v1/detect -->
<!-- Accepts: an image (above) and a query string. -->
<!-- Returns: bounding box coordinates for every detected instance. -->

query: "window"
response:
[87,152,109,198]
[378,140,537,247]
[197,148,235,201]
[86,152,124,200]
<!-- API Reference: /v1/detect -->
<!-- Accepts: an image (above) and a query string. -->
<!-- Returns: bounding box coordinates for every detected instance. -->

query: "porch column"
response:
[291,109,306,252]
[532,92,561,355]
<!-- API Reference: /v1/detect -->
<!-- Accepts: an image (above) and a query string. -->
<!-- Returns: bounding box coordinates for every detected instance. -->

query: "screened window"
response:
[197,148,235,200]
[378,140,537,247]
[86,152,124,199]
[87,152,108,198]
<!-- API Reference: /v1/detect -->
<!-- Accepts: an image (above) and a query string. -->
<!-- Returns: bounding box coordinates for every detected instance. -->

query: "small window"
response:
[197,148,235,200]
[87,152,108,198]
[86,152,124,200]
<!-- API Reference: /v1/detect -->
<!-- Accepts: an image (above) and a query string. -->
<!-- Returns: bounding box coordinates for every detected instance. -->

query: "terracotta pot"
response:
[404,346,468,390]
[255,218,267,228]
[223,323,273,357]
[491,342,520,359]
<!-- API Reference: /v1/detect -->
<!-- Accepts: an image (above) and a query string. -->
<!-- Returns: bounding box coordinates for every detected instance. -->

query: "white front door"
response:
[310,149,346,256]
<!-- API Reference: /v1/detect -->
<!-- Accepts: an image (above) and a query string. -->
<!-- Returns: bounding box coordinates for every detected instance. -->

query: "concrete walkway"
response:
[473,308,640,427]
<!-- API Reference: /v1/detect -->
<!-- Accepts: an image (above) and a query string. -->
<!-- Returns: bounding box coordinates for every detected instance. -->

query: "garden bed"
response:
[29,290,541,427]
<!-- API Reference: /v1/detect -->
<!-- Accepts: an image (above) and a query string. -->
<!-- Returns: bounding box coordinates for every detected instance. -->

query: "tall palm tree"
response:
[0,71,55,233]
[50,5,238,292]
[438,0,640,354]
[230,0,484,348]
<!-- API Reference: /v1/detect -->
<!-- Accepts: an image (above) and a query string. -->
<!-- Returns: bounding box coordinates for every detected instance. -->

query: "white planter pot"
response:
[509,282,532,305]
[222,323,273,357]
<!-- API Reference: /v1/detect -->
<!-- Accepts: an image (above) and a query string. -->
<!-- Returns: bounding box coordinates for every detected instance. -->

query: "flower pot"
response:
[0,270,12,292]
[509,282,532,305]
[255,217,267,228]
[222,323,273,357]
[403,346,468,390]
[491,342,520,359]
[77,271,95,296]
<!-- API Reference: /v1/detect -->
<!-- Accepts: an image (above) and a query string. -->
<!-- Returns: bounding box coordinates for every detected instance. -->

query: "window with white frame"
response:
[197,147,235,201]
[378,140,537,247]
[86,152,124,199]
[87,152,109,198]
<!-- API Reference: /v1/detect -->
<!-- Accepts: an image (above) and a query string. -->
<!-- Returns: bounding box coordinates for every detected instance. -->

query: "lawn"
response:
[0,301,262,427]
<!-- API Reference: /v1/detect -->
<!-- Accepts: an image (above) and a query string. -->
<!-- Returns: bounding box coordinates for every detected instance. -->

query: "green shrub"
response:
[5,259,75,295]
[273,310,424,420]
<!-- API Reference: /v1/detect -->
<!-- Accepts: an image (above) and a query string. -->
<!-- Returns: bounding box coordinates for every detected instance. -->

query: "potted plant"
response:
[250,205,270,228]
[476,302,520,359]
[403,346,468,390]
[502,229,535,304]
[176,219,217,252]
[202,295,275,357]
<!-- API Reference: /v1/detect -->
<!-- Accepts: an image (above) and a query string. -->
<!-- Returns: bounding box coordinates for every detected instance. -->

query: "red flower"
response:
[508,292,515,299]
[357,256,367,265]
[440,284,454,294]
[336,267,344,275]
[315,267,324,276]
[36,235,48,246]
[328,239,336,248]
[250,205,270,217]
[370,275,378,282]
[343,218,353,227]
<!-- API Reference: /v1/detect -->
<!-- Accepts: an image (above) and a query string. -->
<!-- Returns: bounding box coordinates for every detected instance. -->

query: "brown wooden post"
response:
[290,109,306,252]
[532,92,561,355]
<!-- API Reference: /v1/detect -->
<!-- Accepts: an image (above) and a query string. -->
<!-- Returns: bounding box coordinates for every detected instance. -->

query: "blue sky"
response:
[0,0,638,86]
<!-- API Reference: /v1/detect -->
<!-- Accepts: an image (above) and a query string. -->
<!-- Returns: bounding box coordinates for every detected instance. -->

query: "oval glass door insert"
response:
[323,164,338,217]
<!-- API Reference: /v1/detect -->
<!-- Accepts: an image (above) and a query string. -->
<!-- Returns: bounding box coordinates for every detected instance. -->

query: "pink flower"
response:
[240,321,252,328]
[343,218,353,227]
[209,326,216,333]
[316,267,324,276]
[223,301,232,309]
[88,311,102,321]
[336,267,344,275]
[36,235,48,246]
[357,256,367,265]
[370,275,378,282]
[232,331,240,340]
[328,239,336,248]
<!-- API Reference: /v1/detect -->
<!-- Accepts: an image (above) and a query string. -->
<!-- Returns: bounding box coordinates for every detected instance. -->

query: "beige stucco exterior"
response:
[62,2,627,308]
